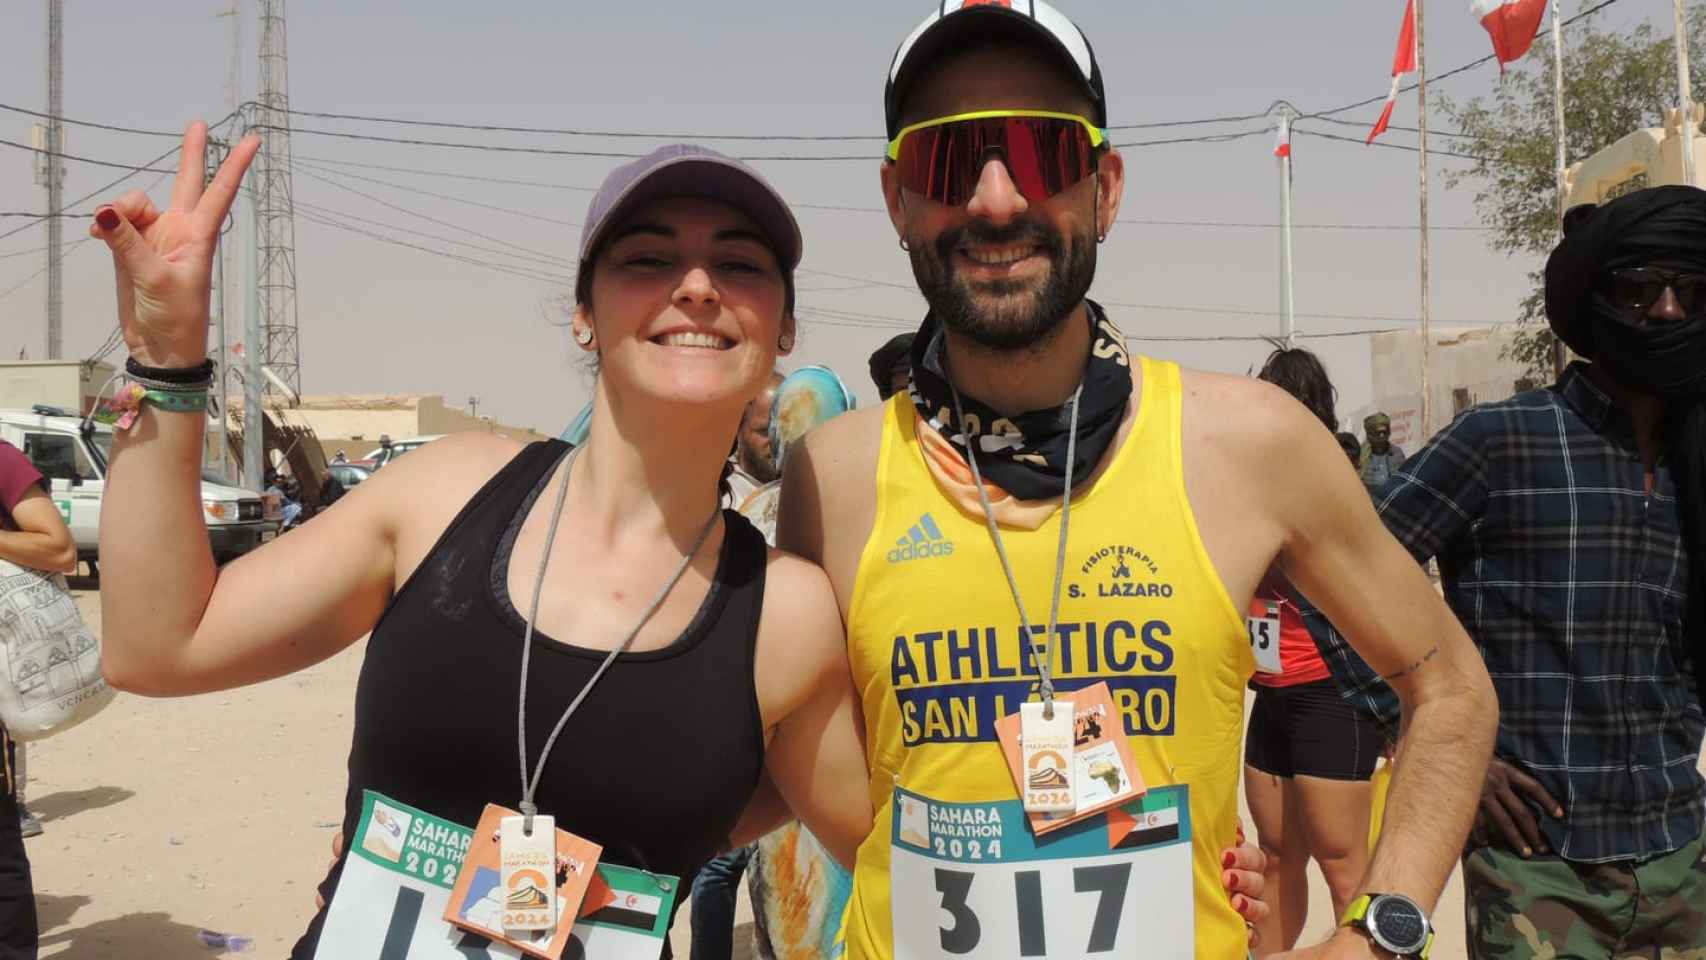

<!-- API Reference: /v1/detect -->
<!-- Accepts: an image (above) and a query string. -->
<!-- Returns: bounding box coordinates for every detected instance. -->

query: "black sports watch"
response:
[1340,893,1433,958]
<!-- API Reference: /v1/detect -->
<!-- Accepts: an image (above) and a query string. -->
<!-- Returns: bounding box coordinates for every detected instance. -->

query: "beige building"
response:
[0,360,118,415]
[227,393,551,467]
[1355,325,1534,453]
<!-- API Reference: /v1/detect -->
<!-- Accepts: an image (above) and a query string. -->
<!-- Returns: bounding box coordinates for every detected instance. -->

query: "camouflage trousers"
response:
[1464,832,1706,959]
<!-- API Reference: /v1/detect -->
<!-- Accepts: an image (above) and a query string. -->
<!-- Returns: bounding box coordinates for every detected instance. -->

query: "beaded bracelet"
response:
[125,356,215,385]
[127,372,214,394]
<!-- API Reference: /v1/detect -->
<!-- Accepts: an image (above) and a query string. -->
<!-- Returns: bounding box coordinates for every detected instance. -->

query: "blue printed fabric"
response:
[1316,363,1704,864]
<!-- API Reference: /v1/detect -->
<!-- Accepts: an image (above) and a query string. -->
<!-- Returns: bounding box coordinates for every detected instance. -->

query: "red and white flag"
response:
[1473,0,1548,71]
[1273,123,1291,158]
[1367,0,1418,145]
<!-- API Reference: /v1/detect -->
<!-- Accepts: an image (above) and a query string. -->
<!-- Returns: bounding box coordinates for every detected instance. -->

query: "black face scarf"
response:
[907,300,1133,501]
[1545,185,1706,710]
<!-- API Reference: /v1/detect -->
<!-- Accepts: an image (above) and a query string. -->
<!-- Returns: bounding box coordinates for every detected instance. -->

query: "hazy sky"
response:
[0,0,1664,434]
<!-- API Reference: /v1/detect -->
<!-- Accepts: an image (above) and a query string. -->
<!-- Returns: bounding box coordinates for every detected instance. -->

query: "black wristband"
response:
[126,356,215,384]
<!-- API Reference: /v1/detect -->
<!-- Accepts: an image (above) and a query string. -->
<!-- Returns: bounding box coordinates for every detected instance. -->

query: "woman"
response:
[1243,347,1386,955]
[89,129,870,956]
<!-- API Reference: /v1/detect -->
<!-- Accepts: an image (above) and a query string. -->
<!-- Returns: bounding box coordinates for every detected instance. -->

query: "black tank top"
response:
[292,440,767,957]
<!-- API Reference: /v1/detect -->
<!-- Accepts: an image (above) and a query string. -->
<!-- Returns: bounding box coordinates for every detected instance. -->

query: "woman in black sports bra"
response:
[89,129,872,956]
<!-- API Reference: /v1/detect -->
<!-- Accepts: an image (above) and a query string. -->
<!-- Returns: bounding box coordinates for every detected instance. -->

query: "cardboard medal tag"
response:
[1248,599,1284,675]
[444,804,602,959]
[500,814,558,931]
[1011,697,1076,813]
[997,682,1148,835]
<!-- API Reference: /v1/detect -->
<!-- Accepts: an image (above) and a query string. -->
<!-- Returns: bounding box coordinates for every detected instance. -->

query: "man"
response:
[1359,413,1405,490]
[778,3,1497,957]
[0,438,76,959]
[316,468,346,512]
[1326,186,1706,958]
[868,332,914,400]
[726,371,785,508]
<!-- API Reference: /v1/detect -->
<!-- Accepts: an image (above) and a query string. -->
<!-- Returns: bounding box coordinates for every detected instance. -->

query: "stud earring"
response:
[778,333,794,352]
[574,327,594,346]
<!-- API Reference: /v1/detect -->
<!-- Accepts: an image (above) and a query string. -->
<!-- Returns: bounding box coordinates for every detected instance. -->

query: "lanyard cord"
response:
[947,380,1082,721]
[516,444,721,833]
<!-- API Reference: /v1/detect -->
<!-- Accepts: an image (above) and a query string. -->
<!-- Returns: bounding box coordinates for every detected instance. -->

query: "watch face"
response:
[1370,896,1428,951]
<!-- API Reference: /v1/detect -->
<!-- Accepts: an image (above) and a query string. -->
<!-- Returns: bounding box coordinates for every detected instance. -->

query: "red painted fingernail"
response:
[95,207,120,231]
[1222,851,1236,868]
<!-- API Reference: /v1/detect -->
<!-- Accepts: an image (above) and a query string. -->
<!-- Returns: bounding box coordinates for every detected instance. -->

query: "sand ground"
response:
[22,586,1693,957]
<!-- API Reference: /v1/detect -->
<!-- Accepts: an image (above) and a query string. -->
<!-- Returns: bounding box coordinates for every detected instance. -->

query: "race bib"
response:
[889,784,1193,958]
[316,791,679,960]
[1246,602,1283,675]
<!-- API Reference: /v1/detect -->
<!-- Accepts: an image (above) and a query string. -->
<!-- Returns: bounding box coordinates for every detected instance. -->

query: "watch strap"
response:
[1339,894,1433,959]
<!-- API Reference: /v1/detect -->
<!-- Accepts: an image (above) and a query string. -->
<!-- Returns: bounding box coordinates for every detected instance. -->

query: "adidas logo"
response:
[888,513,955,563]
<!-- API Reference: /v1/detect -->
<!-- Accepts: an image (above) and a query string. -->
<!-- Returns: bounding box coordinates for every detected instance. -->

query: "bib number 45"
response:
[932,863,1130,956]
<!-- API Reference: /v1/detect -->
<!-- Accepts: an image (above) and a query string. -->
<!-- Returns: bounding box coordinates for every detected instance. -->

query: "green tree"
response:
[1441,2,1706,378]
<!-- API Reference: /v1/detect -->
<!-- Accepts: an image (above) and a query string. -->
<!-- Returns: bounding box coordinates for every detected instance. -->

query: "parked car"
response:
[357,435,445,470]
[0,406,279,568]
[328,462,371,489]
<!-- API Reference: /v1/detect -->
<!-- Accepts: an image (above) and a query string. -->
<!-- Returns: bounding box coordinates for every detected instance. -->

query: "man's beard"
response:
[909,217,1096,352]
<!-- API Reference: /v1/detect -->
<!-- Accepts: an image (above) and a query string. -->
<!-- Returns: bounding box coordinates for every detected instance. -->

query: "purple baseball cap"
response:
[577,145,804,288]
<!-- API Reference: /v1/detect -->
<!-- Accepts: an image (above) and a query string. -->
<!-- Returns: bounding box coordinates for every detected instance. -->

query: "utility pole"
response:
[1415,0,1433,439]
[244,159,265,492]
[213,4,242,481]
[35,0,65,359]
[1272,102,1298,348]
[254,0,302,400]
[1676,0,1698,186]
[208,140,230,481]
[468,396,481,419]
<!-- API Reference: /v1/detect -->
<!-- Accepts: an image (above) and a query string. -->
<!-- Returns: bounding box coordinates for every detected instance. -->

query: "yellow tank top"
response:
[842,357,1253,960]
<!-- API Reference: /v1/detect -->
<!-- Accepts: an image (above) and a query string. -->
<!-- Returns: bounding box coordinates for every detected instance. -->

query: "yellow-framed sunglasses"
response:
[886,110,1108,206]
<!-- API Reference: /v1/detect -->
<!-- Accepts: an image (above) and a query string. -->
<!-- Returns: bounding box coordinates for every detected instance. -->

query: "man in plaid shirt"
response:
[1322,186,1706,957]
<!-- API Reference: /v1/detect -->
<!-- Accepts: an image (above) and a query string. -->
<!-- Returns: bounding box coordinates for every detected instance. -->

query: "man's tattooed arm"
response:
[1382,644,1440,682]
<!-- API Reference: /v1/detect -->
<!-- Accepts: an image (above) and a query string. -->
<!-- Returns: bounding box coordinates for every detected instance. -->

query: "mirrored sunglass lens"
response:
[1608,271,1659,309]
[898,118,1094,205]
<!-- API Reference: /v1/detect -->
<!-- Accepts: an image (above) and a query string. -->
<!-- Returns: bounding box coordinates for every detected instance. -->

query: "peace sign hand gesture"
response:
[90,121,261,369]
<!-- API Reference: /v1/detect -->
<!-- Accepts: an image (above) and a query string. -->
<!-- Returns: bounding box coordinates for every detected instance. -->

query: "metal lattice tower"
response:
[35,0,65,359]
[252,0,300,397]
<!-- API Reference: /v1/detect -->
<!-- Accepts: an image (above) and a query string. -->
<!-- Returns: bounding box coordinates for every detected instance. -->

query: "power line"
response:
[0,243,52,261]
[1292,126,1541,167]
[0,108,239,244]
[0,237,92,303]
[254,122,1284,162]
[1097,299,1425,325]
[0,143,176,242]
[294,209,574,286]
[288,162,578,260]
[290,157,581,227]
[281,106,882,142]
[1306,113,1480,141]
[294,152,1490,231]
[1125,328,1407,343]
[0,135,176,174]
[0,100,184,138]
[295,155,599,193]
[292,198,575,271]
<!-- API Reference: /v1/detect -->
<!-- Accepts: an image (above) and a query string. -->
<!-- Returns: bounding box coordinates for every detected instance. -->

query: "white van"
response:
[0,406,279,568]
